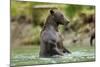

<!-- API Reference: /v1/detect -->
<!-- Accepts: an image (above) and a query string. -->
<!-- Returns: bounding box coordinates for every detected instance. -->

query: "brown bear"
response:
[39,9,71,57]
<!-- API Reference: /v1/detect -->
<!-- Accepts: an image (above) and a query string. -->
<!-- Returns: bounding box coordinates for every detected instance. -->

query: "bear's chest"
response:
[55,32,63,42]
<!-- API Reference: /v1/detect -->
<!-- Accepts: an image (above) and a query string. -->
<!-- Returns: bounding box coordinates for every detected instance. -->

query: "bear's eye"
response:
[61,14,63,17]
[60,14,64,18]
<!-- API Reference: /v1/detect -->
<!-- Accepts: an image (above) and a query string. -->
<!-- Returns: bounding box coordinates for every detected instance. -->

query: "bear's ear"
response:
[50,9,54,15]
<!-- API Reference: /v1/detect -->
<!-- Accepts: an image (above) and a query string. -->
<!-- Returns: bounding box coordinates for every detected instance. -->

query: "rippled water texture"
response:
[11,45,95,66]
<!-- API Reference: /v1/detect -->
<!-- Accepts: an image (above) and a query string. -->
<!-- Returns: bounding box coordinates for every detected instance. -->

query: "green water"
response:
[10,45,95,66]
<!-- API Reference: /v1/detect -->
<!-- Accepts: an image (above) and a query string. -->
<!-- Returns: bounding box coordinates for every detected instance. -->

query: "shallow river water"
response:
[11,45,95,66]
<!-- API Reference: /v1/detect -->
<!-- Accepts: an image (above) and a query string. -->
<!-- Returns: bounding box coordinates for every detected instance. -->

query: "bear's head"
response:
[50,9,70,25]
